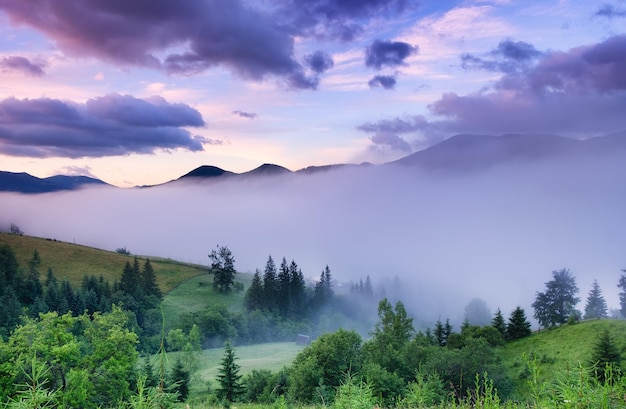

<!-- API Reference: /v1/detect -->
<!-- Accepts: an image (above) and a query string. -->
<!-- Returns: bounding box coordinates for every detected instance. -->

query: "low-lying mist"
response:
[2,155,625,329]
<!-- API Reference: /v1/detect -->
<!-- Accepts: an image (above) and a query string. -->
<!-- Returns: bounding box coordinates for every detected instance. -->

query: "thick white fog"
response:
[2,155,626,329]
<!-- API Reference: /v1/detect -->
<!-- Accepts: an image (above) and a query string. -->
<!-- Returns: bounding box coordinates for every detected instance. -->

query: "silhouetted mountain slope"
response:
[242,163,292,177]
[391,132,626,172]
[0,171,108,193]
[179,165,234,179]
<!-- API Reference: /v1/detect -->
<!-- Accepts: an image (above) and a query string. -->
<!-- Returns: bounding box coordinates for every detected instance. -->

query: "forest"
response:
[1,237,626,408]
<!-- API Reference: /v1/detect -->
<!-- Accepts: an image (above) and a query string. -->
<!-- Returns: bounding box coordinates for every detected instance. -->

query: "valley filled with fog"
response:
[2,153,625,328]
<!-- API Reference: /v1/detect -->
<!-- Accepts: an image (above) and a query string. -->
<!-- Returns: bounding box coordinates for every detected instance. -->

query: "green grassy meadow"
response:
[0,232,207,293]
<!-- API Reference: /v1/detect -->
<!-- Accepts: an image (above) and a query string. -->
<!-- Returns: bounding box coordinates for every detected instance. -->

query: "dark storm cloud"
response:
[232,110,258,119]
[0,94,209,158]
[274,0,414,41]
[0,0,317,89]
[594,3,626,18]
[368,74,397,89]
[304,51,334,74]
[462,40,542,73]
[365,40,417,70]
[0,55,46,76]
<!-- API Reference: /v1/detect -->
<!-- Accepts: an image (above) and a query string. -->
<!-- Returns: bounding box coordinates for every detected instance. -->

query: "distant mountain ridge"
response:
[2,132,625,193]
[0,171,108,194]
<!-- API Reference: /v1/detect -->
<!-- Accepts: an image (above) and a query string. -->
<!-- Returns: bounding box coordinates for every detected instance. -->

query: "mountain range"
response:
[2,132,625,194]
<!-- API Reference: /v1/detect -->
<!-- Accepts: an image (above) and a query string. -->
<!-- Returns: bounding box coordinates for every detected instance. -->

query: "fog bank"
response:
[2,156,625,328]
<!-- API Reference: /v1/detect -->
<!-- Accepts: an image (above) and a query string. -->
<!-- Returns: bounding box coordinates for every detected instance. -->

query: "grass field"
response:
[0,232,207,293]
[164,342,303,383]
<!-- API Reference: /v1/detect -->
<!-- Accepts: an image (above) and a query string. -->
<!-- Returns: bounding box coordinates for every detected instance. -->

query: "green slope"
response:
[0,232,207,293]
[501,319,626,397]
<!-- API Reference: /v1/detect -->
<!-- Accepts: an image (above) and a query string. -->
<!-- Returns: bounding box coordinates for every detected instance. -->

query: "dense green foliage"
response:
[532,268,580,328]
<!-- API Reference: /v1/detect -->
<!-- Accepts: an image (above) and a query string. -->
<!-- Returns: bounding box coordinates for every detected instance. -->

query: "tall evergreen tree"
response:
[506,306,532,341]
[22,250,43,305]
[244,269,264,311]
[277,257,291,316]
[313,265,333,310]
[209,245,236,293]
[584,279,608,319]
[492,308,506,338]
[216,341,244,407]
[289,260,307,319]
[119,260,140,299]
[589,329,622,383]
[618,270,626,318]
[532,268,580,328]
[262,255,277,311]
[169,359,191,402]
[142,258,162,300]
[364,275,374,298]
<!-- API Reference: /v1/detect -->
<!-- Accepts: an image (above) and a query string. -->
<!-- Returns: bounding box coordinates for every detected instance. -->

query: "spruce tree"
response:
[262,255,277,311]
[506,306,532,341]
[277,257,291,316]
[584,279,608,319]
[532,268,580,328]
[618,271,626,318]
[169,358,191,401]
[216,341,244,407]
[142,258,162,300]
[492,308,506,338]
[589,329,622,383]
[289,260,306,319]
[244,269,264,311]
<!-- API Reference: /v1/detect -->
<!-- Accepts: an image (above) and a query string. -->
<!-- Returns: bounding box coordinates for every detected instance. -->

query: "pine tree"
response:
[584,279,608,319]
[313,265,333,310]
[277,257,291,316]
[289,260,307,319]
[216,341,244,407]
[589,329,622,383]
[22,250,43,305]
[506,306,532,341]
[262,255,277,311]
[142,258,162,300]
[492,308,506,338]
[244,269,264,311]
[169,358,190,402]
[364,275,373,298]
[119,260,140,299]
[618,270,626,318]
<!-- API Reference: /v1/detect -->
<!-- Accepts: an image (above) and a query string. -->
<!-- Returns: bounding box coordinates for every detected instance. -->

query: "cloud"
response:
[0,94,209,158]
[594,3,626,18]
[0,0,319,89]
[358,115,431,153]
[359,35,626,147]
[365,39,417,70]
[0,55,46,76]
[56,165,98,178]
[304,51,334,74]
[368,74,397,89]
[274,0,413,41]
[232,110,258,119]
[369,133,411,152]
[462,39,542,73]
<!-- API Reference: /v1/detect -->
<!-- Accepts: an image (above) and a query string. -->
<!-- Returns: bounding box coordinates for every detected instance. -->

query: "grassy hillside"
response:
[501,319,626,397]
[0,232,207,293]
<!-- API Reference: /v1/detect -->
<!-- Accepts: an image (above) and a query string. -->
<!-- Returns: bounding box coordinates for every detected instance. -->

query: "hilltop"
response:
[0,232,207,293]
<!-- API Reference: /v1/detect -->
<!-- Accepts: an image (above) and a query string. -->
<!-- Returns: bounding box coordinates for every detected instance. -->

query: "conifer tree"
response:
[589,329,622,383]
[22,250,43,305]
[244,269,264,311]
[119,260,139,299]
[618,270,626,318]
[584,279,608,319]
[277,257,291,316]
[492,308,506,338]
[169,359,190,401]
[289,260,307,319]
[262,255,277,311]
[364,275,373,298]
[142,258,162,300]
[506,306,532,341]
[216,341,244,407]
[532,268,580,328]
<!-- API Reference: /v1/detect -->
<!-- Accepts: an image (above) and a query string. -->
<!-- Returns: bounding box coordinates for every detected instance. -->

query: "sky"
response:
[0,0,625,187]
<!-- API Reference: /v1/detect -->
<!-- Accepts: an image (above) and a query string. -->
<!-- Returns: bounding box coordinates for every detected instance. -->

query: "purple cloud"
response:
[0,94,210,158]
[369,133,411,152]
[232,110,258,119]
[594,3,626,18]
[359,35,626,148]
[304,51,334,74]
[462,39,542,73]
[368,74,397,89]
[365,39,417,70]
[0,56,46,76]
[274,0,413,41]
